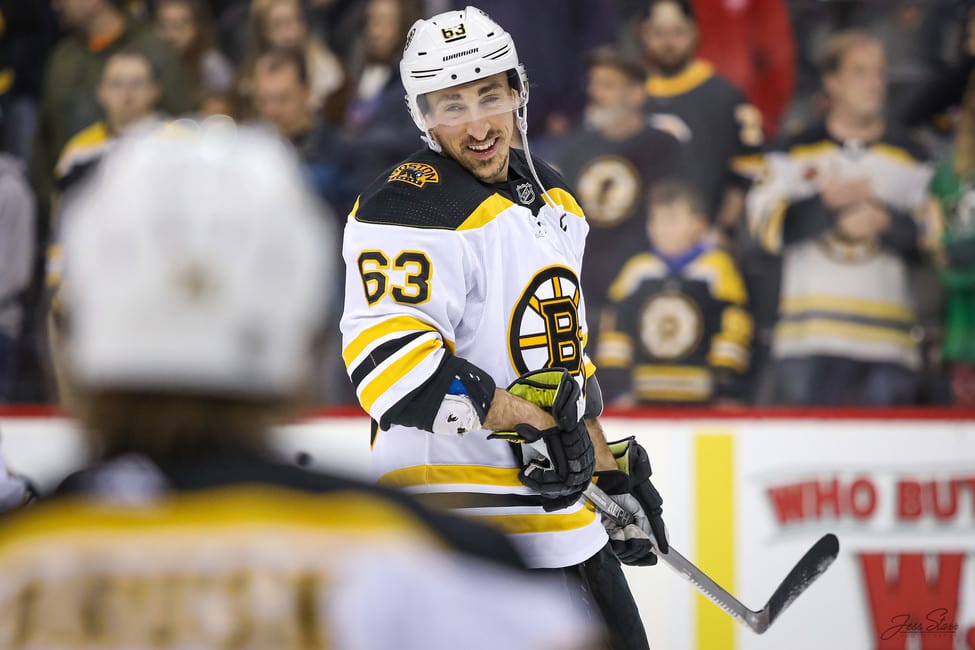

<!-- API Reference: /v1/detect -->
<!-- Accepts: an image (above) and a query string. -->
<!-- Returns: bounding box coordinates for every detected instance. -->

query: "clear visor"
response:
[421,85,525,130]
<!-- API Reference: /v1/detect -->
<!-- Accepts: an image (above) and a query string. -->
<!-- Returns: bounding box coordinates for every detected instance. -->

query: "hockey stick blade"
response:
[583,484,839,634]
[753,532,839,633]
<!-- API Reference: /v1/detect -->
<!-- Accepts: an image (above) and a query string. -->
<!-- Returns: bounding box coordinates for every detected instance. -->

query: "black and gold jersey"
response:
[341,146,607,569]
[597,245,752,404]
[746,121,933,369]
[645,59,764,217]
[558,125,686,351]
[0,454,595,648]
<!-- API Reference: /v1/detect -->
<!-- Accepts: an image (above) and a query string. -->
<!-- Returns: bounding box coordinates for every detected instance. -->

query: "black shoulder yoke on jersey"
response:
[779,120,929,163]
[352,146,573,230]
[55,451,527,571]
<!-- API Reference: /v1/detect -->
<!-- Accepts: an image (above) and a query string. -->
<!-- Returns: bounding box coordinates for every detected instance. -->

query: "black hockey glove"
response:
[594,437,668,566]
[488,369,595,511]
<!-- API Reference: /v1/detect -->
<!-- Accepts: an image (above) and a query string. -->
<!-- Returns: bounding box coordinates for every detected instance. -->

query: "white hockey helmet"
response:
[400,6,529,148]
[61,120,332,398]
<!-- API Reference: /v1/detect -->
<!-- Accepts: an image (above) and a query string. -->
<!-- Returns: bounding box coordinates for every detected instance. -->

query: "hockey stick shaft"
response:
[583,483,838,634]
[583,484,756,624]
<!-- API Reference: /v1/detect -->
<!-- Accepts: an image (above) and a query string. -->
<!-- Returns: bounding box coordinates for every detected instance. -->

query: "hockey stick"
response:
[583,482,839,634]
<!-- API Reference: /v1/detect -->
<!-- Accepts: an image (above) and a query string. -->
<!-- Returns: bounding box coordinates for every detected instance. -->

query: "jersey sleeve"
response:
[340,213,492,429]
[702,252,753,399]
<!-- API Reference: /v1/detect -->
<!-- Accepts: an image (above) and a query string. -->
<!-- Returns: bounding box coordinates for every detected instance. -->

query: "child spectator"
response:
[598,180,752,406]
[154,0,234,101]
[929,69,975,406]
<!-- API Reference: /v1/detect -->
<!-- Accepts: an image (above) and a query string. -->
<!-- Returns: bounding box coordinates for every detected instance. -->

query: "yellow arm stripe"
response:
[379,464,524,489]
[761,198,788,254]
[775,319,916,349]
[584,359,597,378]
[780,295,914,322]
[457,194,515,231]
[357,337,442,412]
[474,506,597,535]
[695,251,748,304]
[342,316,448,368]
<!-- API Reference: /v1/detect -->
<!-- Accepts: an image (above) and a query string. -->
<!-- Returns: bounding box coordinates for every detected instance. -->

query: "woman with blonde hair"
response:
[235,0,344,118]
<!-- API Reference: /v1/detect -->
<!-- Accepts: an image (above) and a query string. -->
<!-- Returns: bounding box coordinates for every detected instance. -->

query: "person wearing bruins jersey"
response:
[559,47,685,357]
[640,0,764,238]
[746,32,934,406]
[597,181,752,405]
[0,125,602,650]
[341,7,668,650]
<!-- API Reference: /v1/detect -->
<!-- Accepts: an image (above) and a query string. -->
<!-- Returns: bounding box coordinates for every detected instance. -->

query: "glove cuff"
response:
[593,469,630,494]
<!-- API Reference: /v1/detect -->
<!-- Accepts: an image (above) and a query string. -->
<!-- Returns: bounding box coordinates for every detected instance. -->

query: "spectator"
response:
[4,124,598,649]
[54,49,162,196]
[253,47,347,208]
[0,155,34,403]
[154,0,234,102]
[747,31,934,406]
[641,0,764,240]
[235,0,344,119]
[597,180,752,406]
[32,0,192,229]
[559,46,686,352]
[928,68,975,407]
[338,0,421,195]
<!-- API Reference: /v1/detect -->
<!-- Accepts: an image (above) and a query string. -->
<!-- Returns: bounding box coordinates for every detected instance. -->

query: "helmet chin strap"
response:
[515,103,558,211]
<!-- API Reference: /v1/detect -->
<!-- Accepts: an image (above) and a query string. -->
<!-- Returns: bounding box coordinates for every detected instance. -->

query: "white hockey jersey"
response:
[341,147,607,568]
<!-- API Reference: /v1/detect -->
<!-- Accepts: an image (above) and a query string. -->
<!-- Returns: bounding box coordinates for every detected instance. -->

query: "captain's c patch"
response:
[388,162,440,188]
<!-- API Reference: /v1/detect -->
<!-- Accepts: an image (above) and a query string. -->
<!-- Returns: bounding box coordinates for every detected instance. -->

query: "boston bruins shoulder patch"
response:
[388,162,440,188]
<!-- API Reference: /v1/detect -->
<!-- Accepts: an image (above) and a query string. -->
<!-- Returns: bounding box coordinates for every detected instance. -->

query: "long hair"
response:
[956,68,975,177]
[234,0,307,119]
[155,0,218,91]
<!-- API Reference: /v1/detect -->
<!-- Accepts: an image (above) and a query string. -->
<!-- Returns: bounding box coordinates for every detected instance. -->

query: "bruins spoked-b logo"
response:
[388,162,440,188]
[640,292,702,360]
[509,266,583,375]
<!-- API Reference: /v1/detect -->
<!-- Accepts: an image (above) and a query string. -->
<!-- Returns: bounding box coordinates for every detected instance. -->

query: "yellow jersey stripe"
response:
[646,60,713,97]
[780,295,914,322]
[379,464,524,489]
[457,194,515,231]
[358,337,441,412]
[0,487,441,548]
[342,315,444,368]
[474,506,597,535]
[547,187,585,218]
[790,141,839,159]
[870,143,917,166]
[775,319,915,348]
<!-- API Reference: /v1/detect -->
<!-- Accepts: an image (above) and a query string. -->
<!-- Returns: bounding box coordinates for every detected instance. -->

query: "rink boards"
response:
[1,409,974,650]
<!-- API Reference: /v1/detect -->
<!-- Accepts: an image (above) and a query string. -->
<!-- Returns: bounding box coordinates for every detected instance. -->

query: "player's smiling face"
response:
[424,73,518,184]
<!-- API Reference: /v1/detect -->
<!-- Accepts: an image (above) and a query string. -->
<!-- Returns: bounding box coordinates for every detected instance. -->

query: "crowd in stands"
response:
[1,0,972,408]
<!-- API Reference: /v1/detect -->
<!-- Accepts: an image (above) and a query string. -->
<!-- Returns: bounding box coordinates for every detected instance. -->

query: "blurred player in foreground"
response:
[341,7,668,649]
[0,123,600,650]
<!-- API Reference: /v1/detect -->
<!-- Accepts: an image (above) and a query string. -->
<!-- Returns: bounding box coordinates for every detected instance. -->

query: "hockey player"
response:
[0,124,601,649]
[341,7,668,649]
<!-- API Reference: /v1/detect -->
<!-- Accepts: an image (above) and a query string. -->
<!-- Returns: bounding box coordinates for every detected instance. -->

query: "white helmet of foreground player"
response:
[61,120,332,398]
[400,6,529,152]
